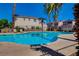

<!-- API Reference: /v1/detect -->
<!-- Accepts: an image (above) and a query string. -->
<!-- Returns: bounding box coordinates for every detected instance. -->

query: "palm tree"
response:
[44,3,62,31]
[38,18,46,32]
[74,3,79,56]
[12,3,16,32]
[44,3,53,31]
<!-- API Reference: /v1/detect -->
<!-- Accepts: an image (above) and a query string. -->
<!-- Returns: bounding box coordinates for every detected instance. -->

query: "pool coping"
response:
[0,31,73,35]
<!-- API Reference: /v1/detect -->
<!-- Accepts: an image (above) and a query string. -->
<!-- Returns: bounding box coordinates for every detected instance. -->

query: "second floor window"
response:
[28,18,30,21]
[34,19,36,22]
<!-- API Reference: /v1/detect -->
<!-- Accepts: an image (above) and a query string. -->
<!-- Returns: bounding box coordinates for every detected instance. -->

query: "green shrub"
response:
[35,26,41,30]
[46,28,48,31]
[15,26,20,32]
[8,22,12,28]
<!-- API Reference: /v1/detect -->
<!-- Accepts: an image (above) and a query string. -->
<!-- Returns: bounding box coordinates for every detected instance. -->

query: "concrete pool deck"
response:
[0,42,43,56]
[0,34,78,56]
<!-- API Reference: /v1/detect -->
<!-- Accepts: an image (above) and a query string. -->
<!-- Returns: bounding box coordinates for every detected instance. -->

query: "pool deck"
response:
[0,34,78,56]
[0,42,43,56]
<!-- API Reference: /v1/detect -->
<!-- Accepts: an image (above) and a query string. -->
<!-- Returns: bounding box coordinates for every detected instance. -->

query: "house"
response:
[60,20,75,31]
[47,21,61,31]
[47,20,75,31]
[47,22,55,31]
[14,16,47,31]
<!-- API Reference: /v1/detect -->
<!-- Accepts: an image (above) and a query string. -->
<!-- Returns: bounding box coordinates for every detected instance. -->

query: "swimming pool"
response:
[0,32,73,45]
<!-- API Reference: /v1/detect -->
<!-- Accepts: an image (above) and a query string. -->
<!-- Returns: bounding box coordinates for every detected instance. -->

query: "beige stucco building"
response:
[47,20,75,31]
[14,16,47,31]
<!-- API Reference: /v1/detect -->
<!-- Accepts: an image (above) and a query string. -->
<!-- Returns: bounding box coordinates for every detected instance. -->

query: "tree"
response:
[44,3,62,31]
[1,19,8,27]
[0,19,8,29]
[12,3,16,32]
[8,22,12,28]
[44,3,53,30]
[74,3,79,56]
[0,22,3,29]
[38,18,46,32]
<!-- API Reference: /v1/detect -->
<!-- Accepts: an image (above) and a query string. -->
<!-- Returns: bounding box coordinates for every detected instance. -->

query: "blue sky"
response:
[0,3,75,23]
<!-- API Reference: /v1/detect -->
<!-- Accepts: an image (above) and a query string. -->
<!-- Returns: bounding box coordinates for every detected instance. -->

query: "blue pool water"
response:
[0,32,72,45]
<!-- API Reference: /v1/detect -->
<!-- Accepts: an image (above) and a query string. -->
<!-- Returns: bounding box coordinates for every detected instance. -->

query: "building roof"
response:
[16,16,39,20]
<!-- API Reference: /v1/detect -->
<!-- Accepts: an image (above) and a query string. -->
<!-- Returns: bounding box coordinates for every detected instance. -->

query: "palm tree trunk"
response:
[12,3,16,32]
[48,15,51,31]
[54,7,58,31]
[42,23,43,32]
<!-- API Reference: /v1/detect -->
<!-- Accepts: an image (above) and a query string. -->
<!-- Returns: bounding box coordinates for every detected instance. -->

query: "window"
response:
[34,19,36,22]
[28,18,30,21]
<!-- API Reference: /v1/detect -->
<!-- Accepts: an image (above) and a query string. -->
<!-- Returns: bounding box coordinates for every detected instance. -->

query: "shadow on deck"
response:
[32,46,65,56]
